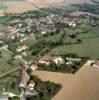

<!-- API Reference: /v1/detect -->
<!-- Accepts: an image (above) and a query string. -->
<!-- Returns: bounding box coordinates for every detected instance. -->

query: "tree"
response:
[0,51,2,58]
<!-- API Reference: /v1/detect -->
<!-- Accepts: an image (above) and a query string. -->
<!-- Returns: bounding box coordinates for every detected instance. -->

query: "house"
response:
[91,61,99,69]
[9,27,19,34]
[19,69,38,100]
[0,10,5,17]
[20,34,25,37]
[16,45,28,53]
[20,37,29,43]
[25,89,38,97]
[18,23,23,27]
[38,55,54,65]
[66,61,73,65]
[21,51,27,57]
[66,57,81,62]
[15,55,22,59]
[41,31,47,35]
[53,57,65,64]
[61,18,76,27]
[30,64,38,71]
[41,29,56,35]
[25,80,38,96]
[38,55,64,65]
[27,80,35,91]
[10,35,15,40]
[19,69,30,88]
[19,69,38,99]
[0,32,4,37]
[0,40,3,44]
[10,19,21,24]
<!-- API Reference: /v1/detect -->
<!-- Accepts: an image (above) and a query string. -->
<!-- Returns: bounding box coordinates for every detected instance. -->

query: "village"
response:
[0,1,99,100]
[0,11,80,100]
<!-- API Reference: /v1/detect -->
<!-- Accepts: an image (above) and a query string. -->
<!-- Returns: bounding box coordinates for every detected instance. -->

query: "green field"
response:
[23,24,99,59]
[77,25,99,39]
[24,37,38,47]
[0,5,7,10]
[0,72,20,95]
[51,37,99,59]
[0,50,16,74]
[49,24,99,59]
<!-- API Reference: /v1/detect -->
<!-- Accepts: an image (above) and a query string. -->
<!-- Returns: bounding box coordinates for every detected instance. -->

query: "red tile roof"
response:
[94,61,99,67]
[39,55,56,62]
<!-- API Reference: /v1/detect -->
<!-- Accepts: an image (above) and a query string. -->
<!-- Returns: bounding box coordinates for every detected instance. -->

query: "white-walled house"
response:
[38,55,64,65]
[16,45,28,53]
[53,57,65,64]
[30,64,38,71]
[91,61,99,69]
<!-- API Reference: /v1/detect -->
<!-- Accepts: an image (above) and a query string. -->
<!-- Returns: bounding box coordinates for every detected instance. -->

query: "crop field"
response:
[33,63,99,100]
[0,0,96,14]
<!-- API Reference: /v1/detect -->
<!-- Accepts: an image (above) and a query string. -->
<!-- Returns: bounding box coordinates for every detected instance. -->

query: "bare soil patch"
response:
[0,0,95,14]
[33,62,99,100]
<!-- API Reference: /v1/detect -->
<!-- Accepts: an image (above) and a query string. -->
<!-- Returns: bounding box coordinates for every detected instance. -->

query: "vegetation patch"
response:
[0,50,13,74]
[0,72,20,95]
[29,76,61,100]
[37,58,86,74]
[0,5,8,10]
[72,3,99,15]
[50,37,99,59]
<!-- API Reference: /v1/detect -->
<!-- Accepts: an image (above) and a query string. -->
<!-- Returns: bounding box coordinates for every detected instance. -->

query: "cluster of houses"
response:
[38,55,65,65]
[17,55,65,99]
[8,26,27,41]
[8,14,77,40]
[0,14,78,58]
[19,68,38,100]
[37,54,83,66]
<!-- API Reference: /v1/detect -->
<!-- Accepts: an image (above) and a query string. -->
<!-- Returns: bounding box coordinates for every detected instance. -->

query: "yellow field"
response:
[33,61,99,100]
[4,2,37,13]
[0,0,95,14]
